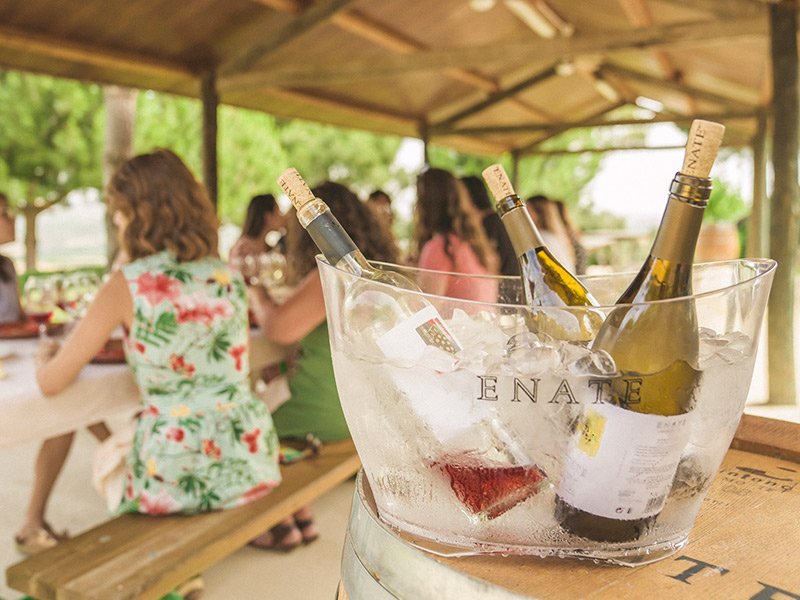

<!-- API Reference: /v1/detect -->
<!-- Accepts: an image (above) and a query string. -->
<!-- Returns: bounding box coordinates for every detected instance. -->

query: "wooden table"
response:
[339,415,800,600]
[0,330,289,449]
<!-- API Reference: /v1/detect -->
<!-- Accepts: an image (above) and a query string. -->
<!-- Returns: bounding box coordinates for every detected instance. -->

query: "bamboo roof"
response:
[0,0,779,155]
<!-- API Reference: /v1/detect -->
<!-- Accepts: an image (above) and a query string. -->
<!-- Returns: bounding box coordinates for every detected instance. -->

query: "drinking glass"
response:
[22,275,59,339]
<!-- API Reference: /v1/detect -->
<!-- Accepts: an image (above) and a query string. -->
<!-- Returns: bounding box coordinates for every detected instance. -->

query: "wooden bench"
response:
[6,438,361,600]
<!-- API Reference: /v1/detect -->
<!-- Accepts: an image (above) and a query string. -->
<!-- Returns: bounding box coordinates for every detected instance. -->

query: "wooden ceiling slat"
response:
[220,0,360,75]
[451,110,757,137]
[0,24,195,81]
[598,62,756,111]
[220,17,767,87]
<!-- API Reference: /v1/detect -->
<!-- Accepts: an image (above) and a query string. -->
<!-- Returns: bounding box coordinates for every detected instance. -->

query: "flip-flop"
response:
[249,521,303,552]
[14,528,59,556]
[295,518,319,545]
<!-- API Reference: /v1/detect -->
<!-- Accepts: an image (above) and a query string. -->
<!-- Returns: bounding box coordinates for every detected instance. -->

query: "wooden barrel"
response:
[338,415,800,600]
[695,223,741,262]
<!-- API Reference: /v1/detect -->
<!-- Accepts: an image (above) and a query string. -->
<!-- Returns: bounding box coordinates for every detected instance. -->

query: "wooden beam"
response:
[598,63,756,112]
[219,17,767,87]
[659,0,765,19]
[443,110,757,136]
[513,103,627,154]
[767,1,799,406]
[227,5,551,121]
[261,86,418,130]
[616,0,698,114]
[220,0,361,75]
[429,65,559,133]
[746,108,769,258]
[201,70,219,209]
[0,24,195,81]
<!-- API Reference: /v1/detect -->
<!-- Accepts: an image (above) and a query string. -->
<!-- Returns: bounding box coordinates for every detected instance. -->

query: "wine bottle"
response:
[555,119,726,543]
[278,168,548,518]
[276,168,461,364]
[482,164,600,340]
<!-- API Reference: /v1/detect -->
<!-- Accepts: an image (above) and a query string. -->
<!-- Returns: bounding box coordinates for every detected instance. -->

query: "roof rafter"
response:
[449,110,757,137]
[598,63,756,112]
[219,17,767,89]
[0,24,195,81]
[220,0,360,75]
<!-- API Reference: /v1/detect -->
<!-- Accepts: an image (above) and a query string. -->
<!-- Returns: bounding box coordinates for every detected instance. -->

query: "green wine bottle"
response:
[482,164,600,340]
[277,168,461,363]
[555,119,726,543]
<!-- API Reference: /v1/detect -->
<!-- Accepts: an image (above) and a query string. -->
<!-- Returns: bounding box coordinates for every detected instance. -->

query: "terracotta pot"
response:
[695,223,741,262]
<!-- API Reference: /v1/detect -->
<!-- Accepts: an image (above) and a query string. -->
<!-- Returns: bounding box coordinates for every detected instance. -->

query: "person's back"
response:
[461,176,519,277]
[120,249,280,514]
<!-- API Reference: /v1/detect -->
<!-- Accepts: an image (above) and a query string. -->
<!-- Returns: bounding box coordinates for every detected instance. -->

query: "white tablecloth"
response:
[0,332,290,449]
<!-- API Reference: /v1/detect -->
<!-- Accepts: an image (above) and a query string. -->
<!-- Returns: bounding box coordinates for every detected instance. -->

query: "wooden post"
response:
[102,85,137,268]
[767,2,799,406]
[746,108,769,259]
[201,70,219,209]
[420,123,430,167]
[511,150,521,191]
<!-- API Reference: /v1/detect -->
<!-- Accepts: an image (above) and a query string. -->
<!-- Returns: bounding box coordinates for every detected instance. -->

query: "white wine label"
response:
[557,402,693,520]
[376,304,461,364]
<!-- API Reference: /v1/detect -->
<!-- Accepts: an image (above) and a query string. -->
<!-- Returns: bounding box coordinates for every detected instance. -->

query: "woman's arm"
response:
[36,270,133,396]
[248,270,326,345]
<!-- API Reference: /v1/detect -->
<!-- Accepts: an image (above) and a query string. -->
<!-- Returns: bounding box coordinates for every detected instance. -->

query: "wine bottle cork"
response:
[681,120,725,178]
[277,167,315,210]
[482,164,517,201]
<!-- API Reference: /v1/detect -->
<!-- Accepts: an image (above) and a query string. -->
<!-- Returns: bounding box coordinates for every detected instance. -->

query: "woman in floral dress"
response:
[26,150,281,543]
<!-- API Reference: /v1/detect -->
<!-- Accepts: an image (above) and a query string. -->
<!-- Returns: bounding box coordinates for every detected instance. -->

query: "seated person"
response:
[248,180,399,550]
[414,168,499,304]
[0,192,23,323]
[25,150,282,597]
[229,193,286,263]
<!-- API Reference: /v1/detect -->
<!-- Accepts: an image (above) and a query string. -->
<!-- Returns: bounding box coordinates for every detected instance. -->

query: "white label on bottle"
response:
[376,304,461,365]
[557,402,693,520]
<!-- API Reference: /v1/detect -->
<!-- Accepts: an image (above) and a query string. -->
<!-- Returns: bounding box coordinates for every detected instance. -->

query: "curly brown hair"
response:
[106,149,218,262]
[413,168,498,273]
[284,181,399,285]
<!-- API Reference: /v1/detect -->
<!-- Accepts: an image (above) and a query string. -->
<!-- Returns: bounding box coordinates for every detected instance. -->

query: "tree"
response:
[0,70,104,270]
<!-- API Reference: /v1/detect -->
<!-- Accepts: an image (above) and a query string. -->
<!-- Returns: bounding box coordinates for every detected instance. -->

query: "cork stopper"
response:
[277,168,315,210]
[681,120,725,178]
[482,164,517,201]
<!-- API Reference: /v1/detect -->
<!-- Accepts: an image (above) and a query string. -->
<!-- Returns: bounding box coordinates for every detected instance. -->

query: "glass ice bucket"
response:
[318,257,776,566]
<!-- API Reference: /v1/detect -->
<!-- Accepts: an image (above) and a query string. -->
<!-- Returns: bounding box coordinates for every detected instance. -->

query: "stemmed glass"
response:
[62,271,100,322]
[22,275,59,339]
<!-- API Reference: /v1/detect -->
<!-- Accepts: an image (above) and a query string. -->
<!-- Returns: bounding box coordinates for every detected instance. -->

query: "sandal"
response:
[174,574,204,600]
[249,520,303,552]
[14,528,60,556]
[295,518,319,545]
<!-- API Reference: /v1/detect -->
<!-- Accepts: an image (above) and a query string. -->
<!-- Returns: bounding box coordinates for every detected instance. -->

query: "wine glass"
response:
[257,251,287,289]
[22,275,59,339]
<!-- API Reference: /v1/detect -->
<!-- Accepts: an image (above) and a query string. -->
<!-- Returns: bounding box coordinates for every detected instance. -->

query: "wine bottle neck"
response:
[300,200,372,277]
[650,174,711,264]
[496,195,546,255]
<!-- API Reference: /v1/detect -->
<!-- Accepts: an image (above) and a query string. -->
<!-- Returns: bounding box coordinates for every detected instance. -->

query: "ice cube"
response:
[566,348,617,376]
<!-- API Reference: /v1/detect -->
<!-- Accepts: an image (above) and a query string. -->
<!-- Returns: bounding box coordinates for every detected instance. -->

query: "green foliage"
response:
[218,107,287,223]
[705,178,748,224]
[275,120,408,195]
[0,70,104,207]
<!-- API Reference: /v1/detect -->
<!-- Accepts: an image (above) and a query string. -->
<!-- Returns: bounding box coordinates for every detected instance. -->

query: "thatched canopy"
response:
[0,0,778,154]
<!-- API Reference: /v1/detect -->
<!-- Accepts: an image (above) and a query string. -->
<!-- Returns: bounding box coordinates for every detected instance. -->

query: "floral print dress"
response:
[117,251,281,515]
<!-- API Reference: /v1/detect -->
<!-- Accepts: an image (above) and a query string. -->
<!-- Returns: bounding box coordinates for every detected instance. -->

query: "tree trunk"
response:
[102,85,137,268]
[767,2,799,406]
[23,205,37,272]
[201,70,218,209]
[746,108,768,259]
